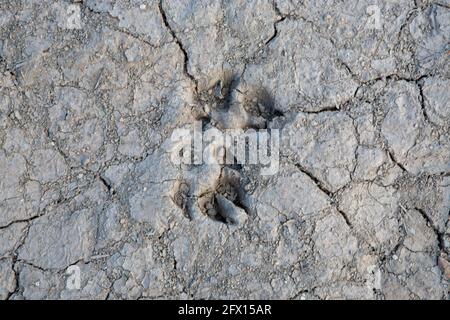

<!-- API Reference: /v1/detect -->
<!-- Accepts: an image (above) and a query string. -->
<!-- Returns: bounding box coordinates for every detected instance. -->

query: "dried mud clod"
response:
[217,166,241,201]
[198,70,236,110]
[216,181,238,202]
[190,71,237,122]
[198,168,249,225]
[172,180,190,218]
[198,192,222,222]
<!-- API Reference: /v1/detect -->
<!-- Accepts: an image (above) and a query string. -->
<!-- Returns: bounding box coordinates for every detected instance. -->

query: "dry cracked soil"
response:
[0,0,449,300]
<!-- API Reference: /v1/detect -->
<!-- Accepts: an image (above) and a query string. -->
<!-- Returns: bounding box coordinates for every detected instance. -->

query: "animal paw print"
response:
[192,71,283,130]
[239,86,283,123]
[174,71,281,225]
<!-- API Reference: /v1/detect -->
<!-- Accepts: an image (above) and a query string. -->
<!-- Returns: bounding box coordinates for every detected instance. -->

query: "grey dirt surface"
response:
[0,0,449,300]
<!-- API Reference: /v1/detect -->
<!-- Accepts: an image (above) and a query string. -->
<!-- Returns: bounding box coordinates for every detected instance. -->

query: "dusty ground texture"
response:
[0,0,449,300]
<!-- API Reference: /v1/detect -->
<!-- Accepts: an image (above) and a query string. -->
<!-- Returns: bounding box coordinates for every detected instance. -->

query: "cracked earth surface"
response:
[0,0,449,299]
